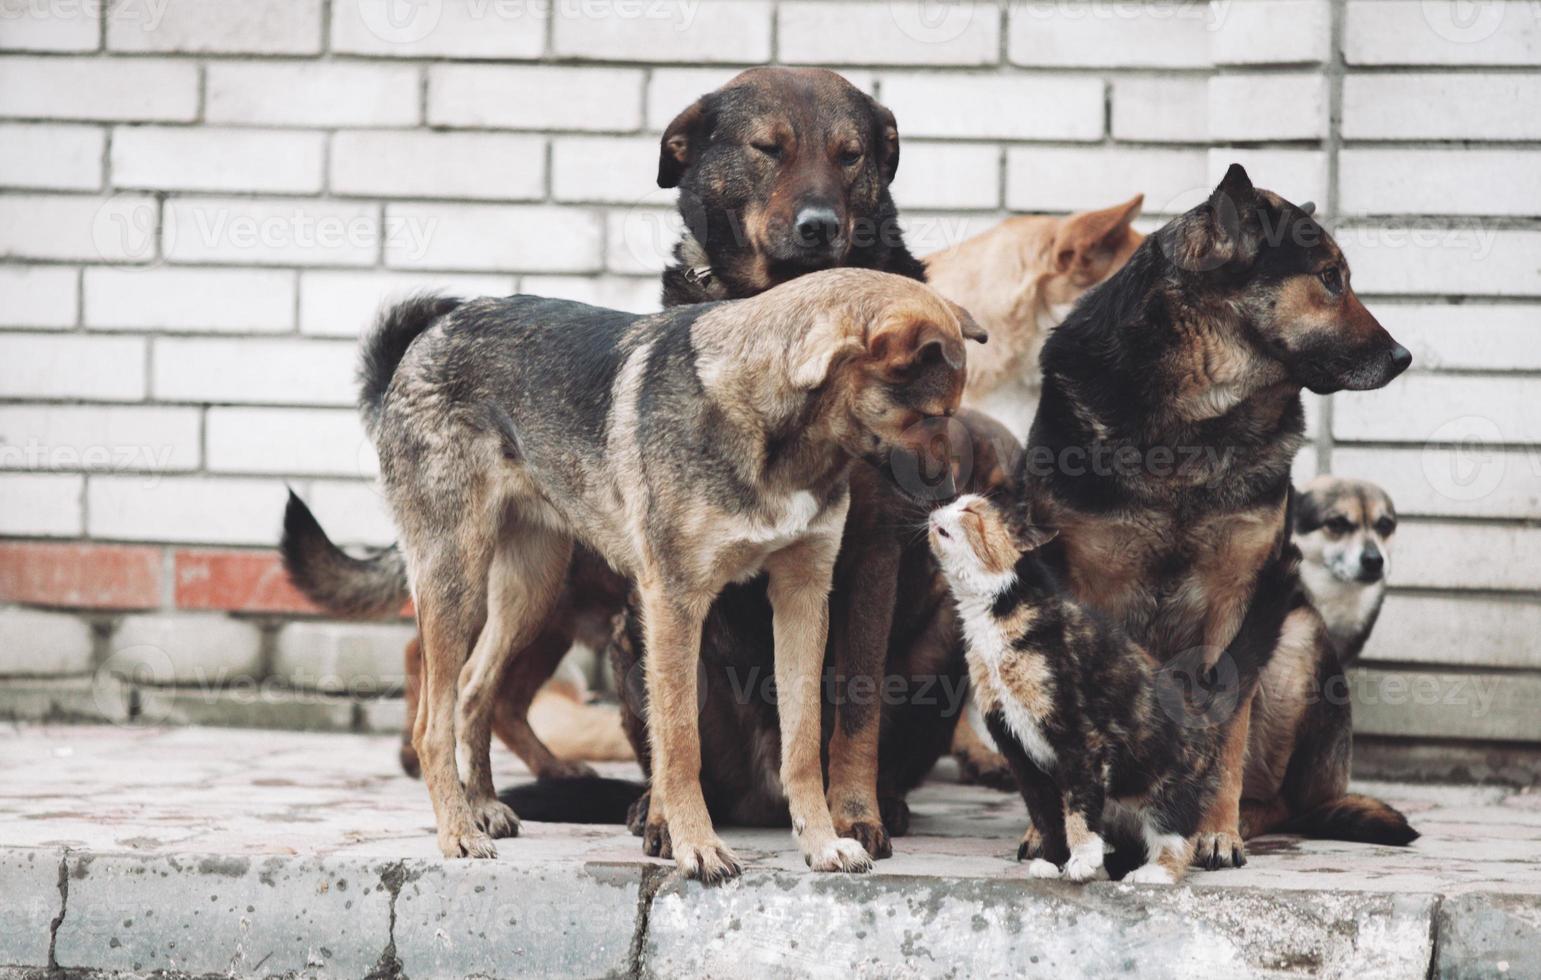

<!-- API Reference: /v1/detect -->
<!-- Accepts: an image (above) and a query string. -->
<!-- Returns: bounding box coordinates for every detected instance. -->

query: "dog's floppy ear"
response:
[658,95,711,189]
[787,313,864,390]
[866,94,901,184]
[946,299,989,345]
[1163,163,1263,273]
[871,315,967,376]
[1053,193,1144,280]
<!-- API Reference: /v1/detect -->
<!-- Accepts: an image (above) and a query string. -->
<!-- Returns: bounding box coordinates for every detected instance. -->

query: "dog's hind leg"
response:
[412,540,496,859]
[766,534,872,874]
[457,519,573,840]
[490,623,598,780]
[639,584,741,883]
[399,633,424,778]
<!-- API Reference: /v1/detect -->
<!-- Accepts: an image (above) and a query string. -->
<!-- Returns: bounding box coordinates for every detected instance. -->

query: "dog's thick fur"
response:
[583,408,1021,854]
[1294,476,1397,663]
[659,67,926,306]
[926,195,1146,440]
[931,494,1298,884]
[282,66,928,787]
[922,197,1147,788]
[1020,165,1416,869]
[368,270,982,876]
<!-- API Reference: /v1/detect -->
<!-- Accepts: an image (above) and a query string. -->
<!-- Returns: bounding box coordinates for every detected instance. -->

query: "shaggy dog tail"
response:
[1280,794,1420,846]
[279,490,409,619]
[358,293,463,435]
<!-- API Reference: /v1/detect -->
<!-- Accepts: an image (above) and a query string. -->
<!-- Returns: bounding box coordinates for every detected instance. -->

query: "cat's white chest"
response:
[957,598,1059,772]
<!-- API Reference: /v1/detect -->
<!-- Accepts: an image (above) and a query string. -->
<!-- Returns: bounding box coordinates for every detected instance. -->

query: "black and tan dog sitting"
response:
[1294,476,1397,662]
[366,270,983,877]
[1020,164,1416,870]
[930,493,1297,884]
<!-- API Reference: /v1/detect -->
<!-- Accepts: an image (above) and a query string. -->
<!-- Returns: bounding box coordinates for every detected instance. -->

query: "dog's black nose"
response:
[1389,344,1412,373]
[794,207,840,248]
[1360,547,1384,580]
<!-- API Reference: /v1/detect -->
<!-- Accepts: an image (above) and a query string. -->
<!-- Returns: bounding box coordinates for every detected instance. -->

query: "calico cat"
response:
[928,494,1298,884]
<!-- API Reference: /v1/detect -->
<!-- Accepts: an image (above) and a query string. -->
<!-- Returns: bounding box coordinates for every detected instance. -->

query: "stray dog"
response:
[659,67,926,306]
[1294,476,1397,662]
[368,270,983,875]
[282,65,925,784]
[930,493,1296,884]
[1021,164,1415,870]
[925,195,1146,439]
[590,407,1020,854]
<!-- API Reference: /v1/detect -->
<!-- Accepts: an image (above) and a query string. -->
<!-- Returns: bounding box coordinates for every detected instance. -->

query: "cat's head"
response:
[929,494,1057,598]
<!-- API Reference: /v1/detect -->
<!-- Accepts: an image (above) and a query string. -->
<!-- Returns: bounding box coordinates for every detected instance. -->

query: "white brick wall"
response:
[0,0,1537,732]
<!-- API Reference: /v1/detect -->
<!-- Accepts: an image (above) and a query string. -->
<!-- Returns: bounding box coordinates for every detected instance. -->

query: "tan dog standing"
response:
[365,270,983,877]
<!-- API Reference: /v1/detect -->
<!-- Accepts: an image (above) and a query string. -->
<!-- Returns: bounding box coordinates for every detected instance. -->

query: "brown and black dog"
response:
[1020,165,1417,870]
[280,66,929,785]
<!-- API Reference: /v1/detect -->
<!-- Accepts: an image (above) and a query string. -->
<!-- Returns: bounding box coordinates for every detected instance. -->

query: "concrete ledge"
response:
[4,848,1538,979]
[2,726,1538,979]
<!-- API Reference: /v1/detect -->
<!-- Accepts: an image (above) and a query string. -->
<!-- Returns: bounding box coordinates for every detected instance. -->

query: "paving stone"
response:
[54,852,395,978]
[1435,892,1541,979]
[0,848,63,969]
[394,860,642,979]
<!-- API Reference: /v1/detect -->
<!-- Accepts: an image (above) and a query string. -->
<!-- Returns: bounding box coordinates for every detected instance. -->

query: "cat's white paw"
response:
[1027,858,1062,879]
[1125,863,1176,885]
[1064,852,1107,883]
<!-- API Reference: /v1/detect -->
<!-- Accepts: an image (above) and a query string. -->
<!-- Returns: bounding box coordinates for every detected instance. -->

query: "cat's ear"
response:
[1016,523,1059,551]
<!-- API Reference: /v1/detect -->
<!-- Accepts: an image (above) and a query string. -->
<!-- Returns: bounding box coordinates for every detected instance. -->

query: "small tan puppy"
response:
[925,196,1145,439]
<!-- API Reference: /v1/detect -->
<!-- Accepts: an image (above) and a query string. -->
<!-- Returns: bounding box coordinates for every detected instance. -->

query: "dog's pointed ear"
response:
[1163,164,1263,273]
[658,95,711,189]
[1053,193,1144,278]
[866,95,901,184]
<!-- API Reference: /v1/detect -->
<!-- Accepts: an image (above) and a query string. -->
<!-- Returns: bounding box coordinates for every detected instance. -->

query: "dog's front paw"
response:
[838,819,892,860]
[627,790,651,837]
[1026,858,1062,879]
[1016,825,1043,862]
[806,837,873,874]
[471,798,521,839]
[1125,863,1176,885]
[1192,831,1246,870]
[438,826,498,859]
[673,837,742,885]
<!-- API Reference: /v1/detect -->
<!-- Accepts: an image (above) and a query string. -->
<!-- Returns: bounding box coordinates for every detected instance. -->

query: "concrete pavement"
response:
[1,724,1537,978]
